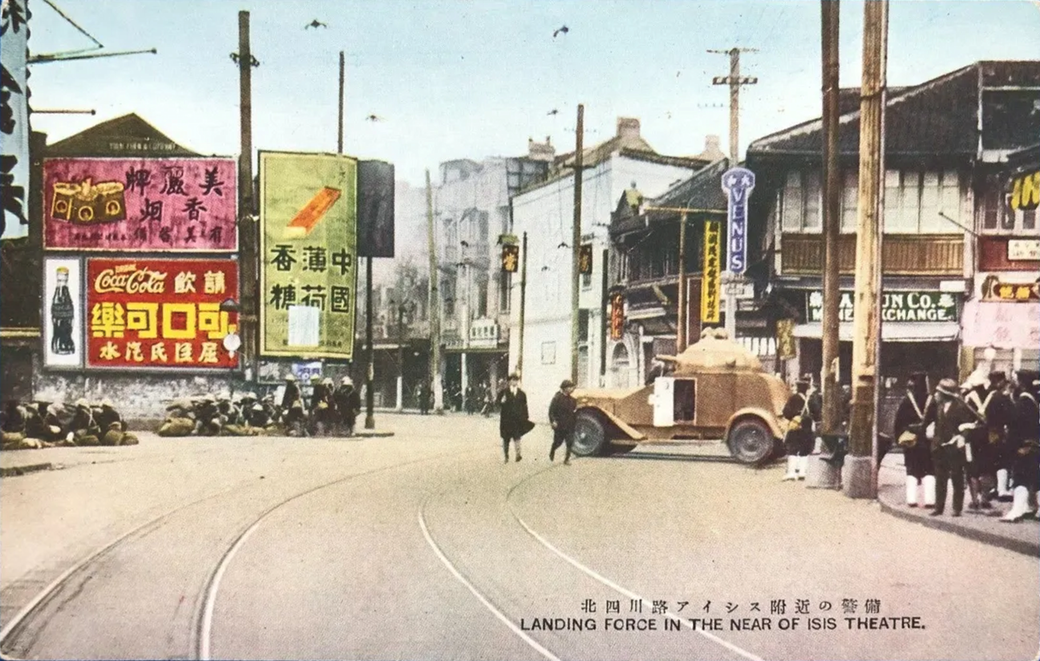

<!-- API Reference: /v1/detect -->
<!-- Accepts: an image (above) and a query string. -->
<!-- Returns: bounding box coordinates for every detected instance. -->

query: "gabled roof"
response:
[611,158,729,236]
[748,61,1040,160]
[46,113,200,157]
[554,130,654,170]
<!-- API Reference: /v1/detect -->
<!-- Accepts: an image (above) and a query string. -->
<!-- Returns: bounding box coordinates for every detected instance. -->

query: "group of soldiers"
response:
[893,368,1040,522]
[1,398,138,449]
[156,374,363,438]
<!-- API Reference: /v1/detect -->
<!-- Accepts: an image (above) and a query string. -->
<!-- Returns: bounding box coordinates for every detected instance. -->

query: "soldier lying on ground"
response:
[158,398,199,437]
[95,399,139,446]
[70,399,102,446]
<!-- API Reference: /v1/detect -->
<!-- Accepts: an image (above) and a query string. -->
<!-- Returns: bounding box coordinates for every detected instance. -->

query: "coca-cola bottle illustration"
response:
[51,266,76,355]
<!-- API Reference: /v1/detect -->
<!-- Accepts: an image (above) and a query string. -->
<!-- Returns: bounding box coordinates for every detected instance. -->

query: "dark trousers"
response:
[551,429,573,460]
[933,445,966,514]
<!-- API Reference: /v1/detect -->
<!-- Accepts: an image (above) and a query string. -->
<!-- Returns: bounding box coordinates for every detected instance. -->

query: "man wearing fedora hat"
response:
[496,373,531,463]
[923,378,976,517]
[549,379,578,465]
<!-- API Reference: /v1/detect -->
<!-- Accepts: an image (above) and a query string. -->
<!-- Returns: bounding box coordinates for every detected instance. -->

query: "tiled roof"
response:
[649,157,731,214]
[46,113,200,156]
[748,61,1040,159]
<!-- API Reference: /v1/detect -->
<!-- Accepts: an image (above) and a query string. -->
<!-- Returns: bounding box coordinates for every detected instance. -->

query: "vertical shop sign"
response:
[260,151,357,359]
[43,257,84,368]
[701,221,721,323]
[1,0,30,240]
[721,167,755,274]
[85,258,239,369]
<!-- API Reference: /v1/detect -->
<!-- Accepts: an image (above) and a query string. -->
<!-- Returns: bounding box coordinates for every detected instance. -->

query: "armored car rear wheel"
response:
[572,410,607,457]
[728,418,774,465]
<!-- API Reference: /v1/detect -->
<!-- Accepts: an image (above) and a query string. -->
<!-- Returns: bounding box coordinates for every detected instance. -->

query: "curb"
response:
[876,491,1039,558]
[0,463,54,478]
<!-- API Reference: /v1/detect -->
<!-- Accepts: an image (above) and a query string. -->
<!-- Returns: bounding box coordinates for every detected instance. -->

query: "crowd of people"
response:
[1,398,138,449]
[893,369,1039,522]
[157,374,362,438]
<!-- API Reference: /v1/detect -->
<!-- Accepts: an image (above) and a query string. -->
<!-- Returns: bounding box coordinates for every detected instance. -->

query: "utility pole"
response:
[236,10,258,385]
[396,302,405,411]
[426,169,443,413]
[599,248,609,383]
[677,212,688,351]
[517,231,528,376]
[821,0,841,435]
[846,0,888,499]
[337,51,344,154]
[571,103,585,385]
[710,47,757,340]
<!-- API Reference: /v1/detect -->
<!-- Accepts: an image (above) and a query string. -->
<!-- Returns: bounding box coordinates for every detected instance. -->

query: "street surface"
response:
[1,413,1037,661]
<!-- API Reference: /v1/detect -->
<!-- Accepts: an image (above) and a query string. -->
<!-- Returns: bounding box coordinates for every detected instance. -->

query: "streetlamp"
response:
[219,297,240,397]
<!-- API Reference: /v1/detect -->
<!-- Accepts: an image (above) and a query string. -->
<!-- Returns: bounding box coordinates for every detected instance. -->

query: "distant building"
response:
[509,117,709,421]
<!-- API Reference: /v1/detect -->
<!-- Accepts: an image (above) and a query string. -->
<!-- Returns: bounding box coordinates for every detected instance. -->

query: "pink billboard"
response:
[43,157,238,252]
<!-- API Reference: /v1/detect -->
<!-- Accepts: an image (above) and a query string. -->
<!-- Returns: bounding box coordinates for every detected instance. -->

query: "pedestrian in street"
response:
[496,373,530,463]
[892,372,935,508]
[419,380,431,415]
[923,378,975,517]
[334,376,361,436]
[549,379,578,464]
[1001,370,1039,522]
[962,377,994,511]
[781,376,820,481]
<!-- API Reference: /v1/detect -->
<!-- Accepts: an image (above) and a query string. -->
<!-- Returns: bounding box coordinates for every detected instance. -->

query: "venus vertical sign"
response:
[721,167,755,275]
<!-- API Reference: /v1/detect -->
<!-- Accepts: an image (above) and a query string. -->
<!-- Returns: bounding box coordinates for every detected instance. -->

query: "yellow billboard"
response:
[260,152,357,359]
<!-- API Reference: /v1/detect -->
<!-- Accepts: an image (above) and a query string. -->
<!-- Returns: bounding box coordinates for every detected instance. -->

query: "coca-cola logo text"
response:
[94,267,168,294]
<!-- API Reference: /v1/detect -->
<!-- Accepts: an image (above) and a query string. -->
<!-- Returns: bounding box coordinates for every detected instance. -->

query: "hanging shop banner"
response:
[701,220,721,323]
[776,318,796,360]
[1,0,30,240]
[260,151,357,359]
[501,243,519,272]
[43,157,238,251]
[609,290,625,340]
[806,290,959,323]
[85,258,239,369]
[721,167,755,274]
[579,243,594,274]
[43,257,85,368]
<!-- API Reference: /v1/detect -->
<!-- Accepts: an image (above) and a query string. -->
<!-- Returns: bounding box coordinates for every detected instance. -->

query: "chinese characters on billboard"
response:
[701,220,721,323]
[43,158,238,251]
[85,259,239,369]
[260,152,357,359]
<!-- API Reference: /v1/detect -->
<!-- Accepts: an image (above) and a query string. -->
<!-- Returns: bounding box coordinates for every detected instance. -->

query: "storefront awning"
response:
[793,322,960,342]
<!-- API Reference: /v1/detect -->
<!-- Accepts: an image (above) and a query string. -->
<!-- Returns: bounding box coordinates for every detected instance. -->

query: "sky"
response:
[26,0,1040,187]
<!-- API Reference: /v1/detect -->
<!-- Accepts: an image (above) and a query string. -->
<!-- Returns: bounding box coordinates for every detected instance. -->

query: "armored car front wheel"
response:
[728,418,774,465]
[572,410,607,456]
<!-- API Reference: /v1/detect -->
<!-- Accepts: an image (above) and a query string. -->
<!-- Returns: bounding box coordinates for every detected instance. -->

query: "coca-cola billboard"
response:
[85,258,239,369]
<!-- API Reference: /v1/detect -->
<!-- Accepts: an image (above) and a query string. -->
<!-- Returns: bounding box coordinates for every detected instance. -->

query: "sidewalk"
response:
[877,450,1039,557]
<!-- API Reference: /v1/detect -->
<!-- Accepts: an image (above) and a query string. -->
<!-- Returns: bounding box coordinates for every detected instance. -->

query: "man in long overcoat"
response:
[496,373,530,463]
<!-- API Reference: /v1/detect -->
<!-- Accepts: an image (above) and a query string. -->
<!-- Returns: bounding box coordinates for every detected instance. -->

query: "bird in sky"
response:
[305,19,328,29]
[460,240,470,247]
[553,25,569,38]
[557,241,569,249]
[547,108,559,116]
[365,114,383,122]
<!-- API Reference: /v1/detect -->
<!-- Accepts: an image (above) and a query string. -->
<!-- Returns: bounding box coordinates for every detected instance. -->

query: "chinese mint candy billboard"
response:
[43,158,238,252]
[85,258,239,369]
[259,151,358,360]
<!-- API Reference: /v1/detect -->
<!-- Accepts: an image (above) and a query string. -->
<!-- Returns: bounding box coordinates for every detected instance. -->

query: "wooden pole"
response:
[821,0,841,434]
[847,0,888,498]
[426,168,443,412]
[236,10,256,382]
[518,231,528,376]
[677,212,688,351]
[337,51,344,154]
[571,104,584,384]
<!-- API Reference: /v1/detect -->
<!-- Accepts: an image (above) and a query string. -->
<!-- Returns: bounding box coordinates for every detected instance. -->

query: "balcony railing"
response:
[780,233,963,276]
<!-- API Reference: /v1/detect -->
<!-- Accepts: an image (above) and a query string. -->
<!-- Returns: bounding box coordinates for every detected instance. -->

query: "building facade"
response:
[509,118,707,421]
[745,60,1040,406]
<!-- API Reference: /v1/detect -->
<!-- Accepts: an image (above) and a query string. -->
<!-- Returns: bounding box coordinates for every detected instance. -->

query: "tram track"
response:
[0,446,483,661]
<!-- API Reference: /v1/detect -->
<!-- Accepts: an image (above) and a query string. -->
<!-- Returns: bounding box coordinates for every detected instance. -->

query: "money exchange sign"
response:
[43,157,238,251]
[260,152,357,359]
[701,221,721,323]
[85,259,239,369]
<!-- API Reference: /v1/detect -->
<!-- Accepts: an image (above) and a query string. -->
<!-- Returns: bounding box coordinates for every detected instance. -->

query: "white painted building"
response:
[509,118,707,421]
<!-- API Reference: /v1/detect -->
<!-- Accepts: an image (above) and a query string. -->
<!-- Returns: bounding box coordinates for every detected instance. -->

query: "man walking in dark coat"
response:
[549,379,578,464]
[923,378,976,517]
[1002,370,1039,522]
[334,376,361,436]
[782,376,820,481]
[496,373,530,463]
